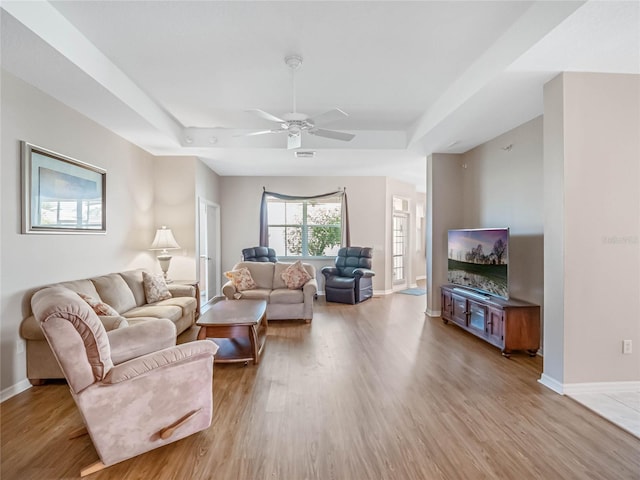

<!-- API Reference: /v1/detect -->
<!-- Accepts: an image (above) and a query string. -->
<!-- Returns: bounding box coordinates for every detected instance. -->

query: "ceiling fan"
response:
[242,55,355,150]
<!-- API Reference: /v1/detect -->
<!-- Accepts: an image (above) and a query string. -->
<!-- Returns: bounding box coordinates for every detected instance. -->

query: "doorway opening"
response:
[197,199,221,309]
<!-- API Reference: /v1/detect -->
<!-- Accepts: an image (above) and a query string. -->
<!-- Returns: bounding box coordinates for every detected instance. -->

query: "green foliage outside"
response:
[287,209,341,256]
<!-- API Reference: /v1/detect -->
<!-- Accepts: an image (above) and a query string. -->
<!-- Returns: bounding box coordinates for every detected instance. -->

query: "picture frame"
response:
[21,141,106,234]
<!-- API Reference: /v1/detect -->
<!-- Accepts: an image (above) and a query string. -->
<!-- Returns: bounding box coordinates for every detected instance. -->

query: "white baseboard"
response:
[564,381,640,395]
[374,289,394,296]
[1,378,31,403]
[425,309,441,317]
[538,374,565,394]
[537,376,640,396]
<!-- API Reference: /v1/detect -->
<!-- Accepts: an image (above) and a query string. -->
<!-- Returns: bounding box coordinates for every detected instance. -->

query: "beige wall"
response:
[0,71,157,392]
[461,116,544,321]
[426,153,464,315]
[547,73,639,385]
[218,176,415,293]
[542,74,566,384]
[414,192,427,281]
[153,157,197,281]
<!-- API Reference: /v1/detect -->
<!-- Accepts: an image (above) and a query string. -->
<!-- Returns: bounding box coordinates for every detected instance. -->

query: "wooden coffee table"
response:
[196,299,267,365]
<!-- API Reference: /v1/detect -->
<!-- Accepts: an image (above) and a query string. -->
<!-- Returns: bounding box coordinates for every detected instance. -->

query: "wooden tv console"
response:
[440,285,540,358]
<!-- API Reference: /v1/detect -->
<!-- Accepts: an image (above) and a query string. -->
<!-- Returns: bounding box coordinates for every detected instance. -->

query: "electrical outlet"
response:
[622,339,632,354]
[16,340,25,354]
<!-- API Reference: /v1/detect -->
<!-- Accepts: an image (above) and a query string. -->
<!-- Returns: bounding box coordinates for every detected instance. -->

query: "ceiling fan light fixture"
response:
[284,54,303,70]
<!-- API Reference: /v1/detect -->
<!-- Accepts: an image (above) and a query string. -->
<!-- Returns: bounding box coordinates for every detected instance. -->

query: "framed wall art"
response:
[21,141,106,234]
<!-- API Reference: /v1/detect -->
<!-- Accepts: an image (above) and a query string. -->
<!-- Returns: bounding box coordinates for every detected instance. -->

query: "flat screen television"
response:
[447,228,509,299]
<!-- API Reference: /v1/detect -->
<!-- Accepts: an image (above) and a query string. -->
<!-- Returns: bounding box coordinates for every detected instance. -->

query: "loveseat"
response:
[20,269,199,384]
[222,261,317,322]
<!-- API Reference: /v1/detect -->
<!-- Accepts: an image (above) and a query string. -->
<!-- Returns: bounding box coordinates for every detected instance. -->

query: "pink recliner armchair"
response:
[31,286,218,477]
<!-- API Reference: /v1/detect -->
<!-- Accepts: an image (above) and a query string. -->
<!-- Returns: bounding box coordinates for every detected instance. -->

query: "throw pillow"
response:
[224,268,256,291]
[77,292,119,316]
[281,260,312,289]
[142,271,172,303]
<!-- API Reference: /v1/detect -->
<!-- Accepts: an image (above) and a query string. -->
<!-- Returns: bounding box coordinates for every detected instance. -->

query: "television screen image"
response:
[447,228,509,298]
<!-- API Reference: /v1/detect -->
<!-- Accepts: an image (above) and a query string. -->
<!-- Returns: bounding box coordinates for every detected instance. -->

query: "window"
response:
[267,196,342,257]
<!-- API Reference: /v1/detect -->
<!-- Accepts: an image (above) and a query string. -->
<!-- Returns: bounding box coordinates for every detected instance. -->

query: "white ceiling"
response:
[1,1,638,192]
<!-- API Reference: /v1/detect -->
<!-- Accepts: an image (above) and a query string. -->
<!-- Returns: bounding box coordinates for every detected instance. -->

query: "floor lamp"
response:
[150,226,180,283]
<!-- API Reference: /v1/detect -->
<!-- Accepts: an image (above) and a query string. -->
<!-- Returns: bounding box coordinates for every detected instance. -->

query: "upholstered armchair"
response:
[242,246,278,262]
[31,286,218,477]
[321,247,375,304]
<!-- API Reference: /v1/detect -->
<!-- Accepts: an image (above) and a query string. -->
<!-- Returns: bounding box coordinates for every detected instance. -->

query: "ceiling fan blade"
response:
[287,134,302,150]
[236,129,286,137]
[308,108,349,127]
[246,109,286,123]
[308,128,355,142]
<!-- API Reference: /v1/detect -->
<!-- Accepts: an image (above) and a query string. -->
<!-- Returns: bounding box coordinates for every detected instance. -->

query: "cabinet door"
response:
[467,299,488,338]
[441,290,453,321]
[487,307,504,348]
[451,294,468,327]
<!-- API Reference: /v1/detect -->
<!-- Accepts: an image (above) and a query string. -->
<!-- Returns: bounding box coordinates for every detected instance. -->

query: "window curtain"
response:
[259,187,350,248]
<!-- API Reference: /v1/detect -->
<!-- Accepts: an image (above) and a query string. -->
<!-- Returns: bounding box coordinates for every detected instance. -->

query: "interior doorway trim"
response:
[196,198,221,308]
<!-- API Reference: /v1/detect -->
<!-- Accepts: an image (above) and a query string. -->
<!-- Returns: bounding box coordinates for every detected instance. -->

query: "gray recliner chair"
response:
[242,246,277,262]
[321,247,375,304]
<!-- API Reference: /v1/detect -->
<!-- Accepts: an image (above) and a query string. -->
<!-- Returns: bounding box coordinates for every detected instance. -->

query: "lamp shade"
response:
[150,226,180,250]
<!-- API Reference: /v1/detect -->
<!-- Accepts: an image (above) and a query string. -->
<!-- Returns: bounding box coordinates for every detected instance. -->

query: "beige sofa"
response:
[222,262,317,322]
[20,269,198,384]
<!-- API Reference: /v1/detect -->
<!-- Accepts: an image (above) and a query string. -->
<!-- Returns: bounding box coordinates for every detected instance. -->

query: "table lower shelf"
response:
[210,337,257,364]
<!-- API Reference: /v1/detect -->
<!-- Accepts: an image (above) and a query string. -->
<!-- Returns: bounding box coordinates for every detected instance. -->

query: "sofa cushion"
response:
[142,272,172,303]
[235,288,271,302]
[122,305,183,322]
[77,293,119,316]
[91,274,137,314]
[280,260,313,289]
[153,296,197,318]
[119,270,147,307]
[234,262,274,289]
[224,267,257,291]
[270,288,304,305]
[58,279,102,300]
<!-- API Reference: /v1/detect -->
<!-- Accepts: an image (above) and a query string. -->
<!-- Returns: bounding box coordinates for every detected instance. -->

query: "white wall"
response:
[548,73,639,385]
[0,71,157,392]
[219,176,391,293]
[461,116,544,312]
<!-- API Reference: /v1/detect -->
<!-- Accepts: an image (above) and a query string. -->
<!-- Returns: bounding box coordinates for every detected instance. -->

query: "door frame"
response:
[196,198,221,308]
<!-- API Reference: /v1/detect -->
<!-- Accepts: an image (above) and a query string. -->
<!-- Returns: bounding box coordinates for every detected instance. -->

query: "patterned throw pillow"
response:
[281,261,312,289]
[77,292,120,316]
[224,268,256,292]
[142,271,172,303]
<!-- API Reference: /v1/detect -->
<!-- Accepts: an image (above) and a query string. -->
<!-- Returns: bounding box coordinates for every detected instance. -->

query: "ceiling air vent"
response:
[295,151,316,159]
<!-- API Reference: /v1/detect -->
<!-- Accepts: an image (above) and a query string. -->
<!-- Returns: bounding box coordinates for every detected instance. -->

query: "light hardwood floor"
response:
[2,292,639,479]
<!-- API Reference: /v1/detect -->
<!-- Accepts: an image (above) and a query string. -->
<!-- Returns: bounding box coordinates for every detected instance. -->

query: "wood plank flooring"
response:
[2,292,639,479]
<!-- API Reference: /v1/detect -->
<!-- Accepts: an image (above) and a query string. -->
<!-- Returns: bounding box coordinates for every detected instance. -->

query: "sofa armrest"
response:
[103,340,218,384]
[167,284,195,298]
[222,281,237,299]
[108,319,177,365]
[303,278,318,299]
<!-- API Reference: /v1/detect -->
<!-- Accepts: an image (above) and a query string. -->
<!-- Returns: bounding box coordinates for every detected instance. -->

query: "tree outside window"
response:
[267,197,342,257]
